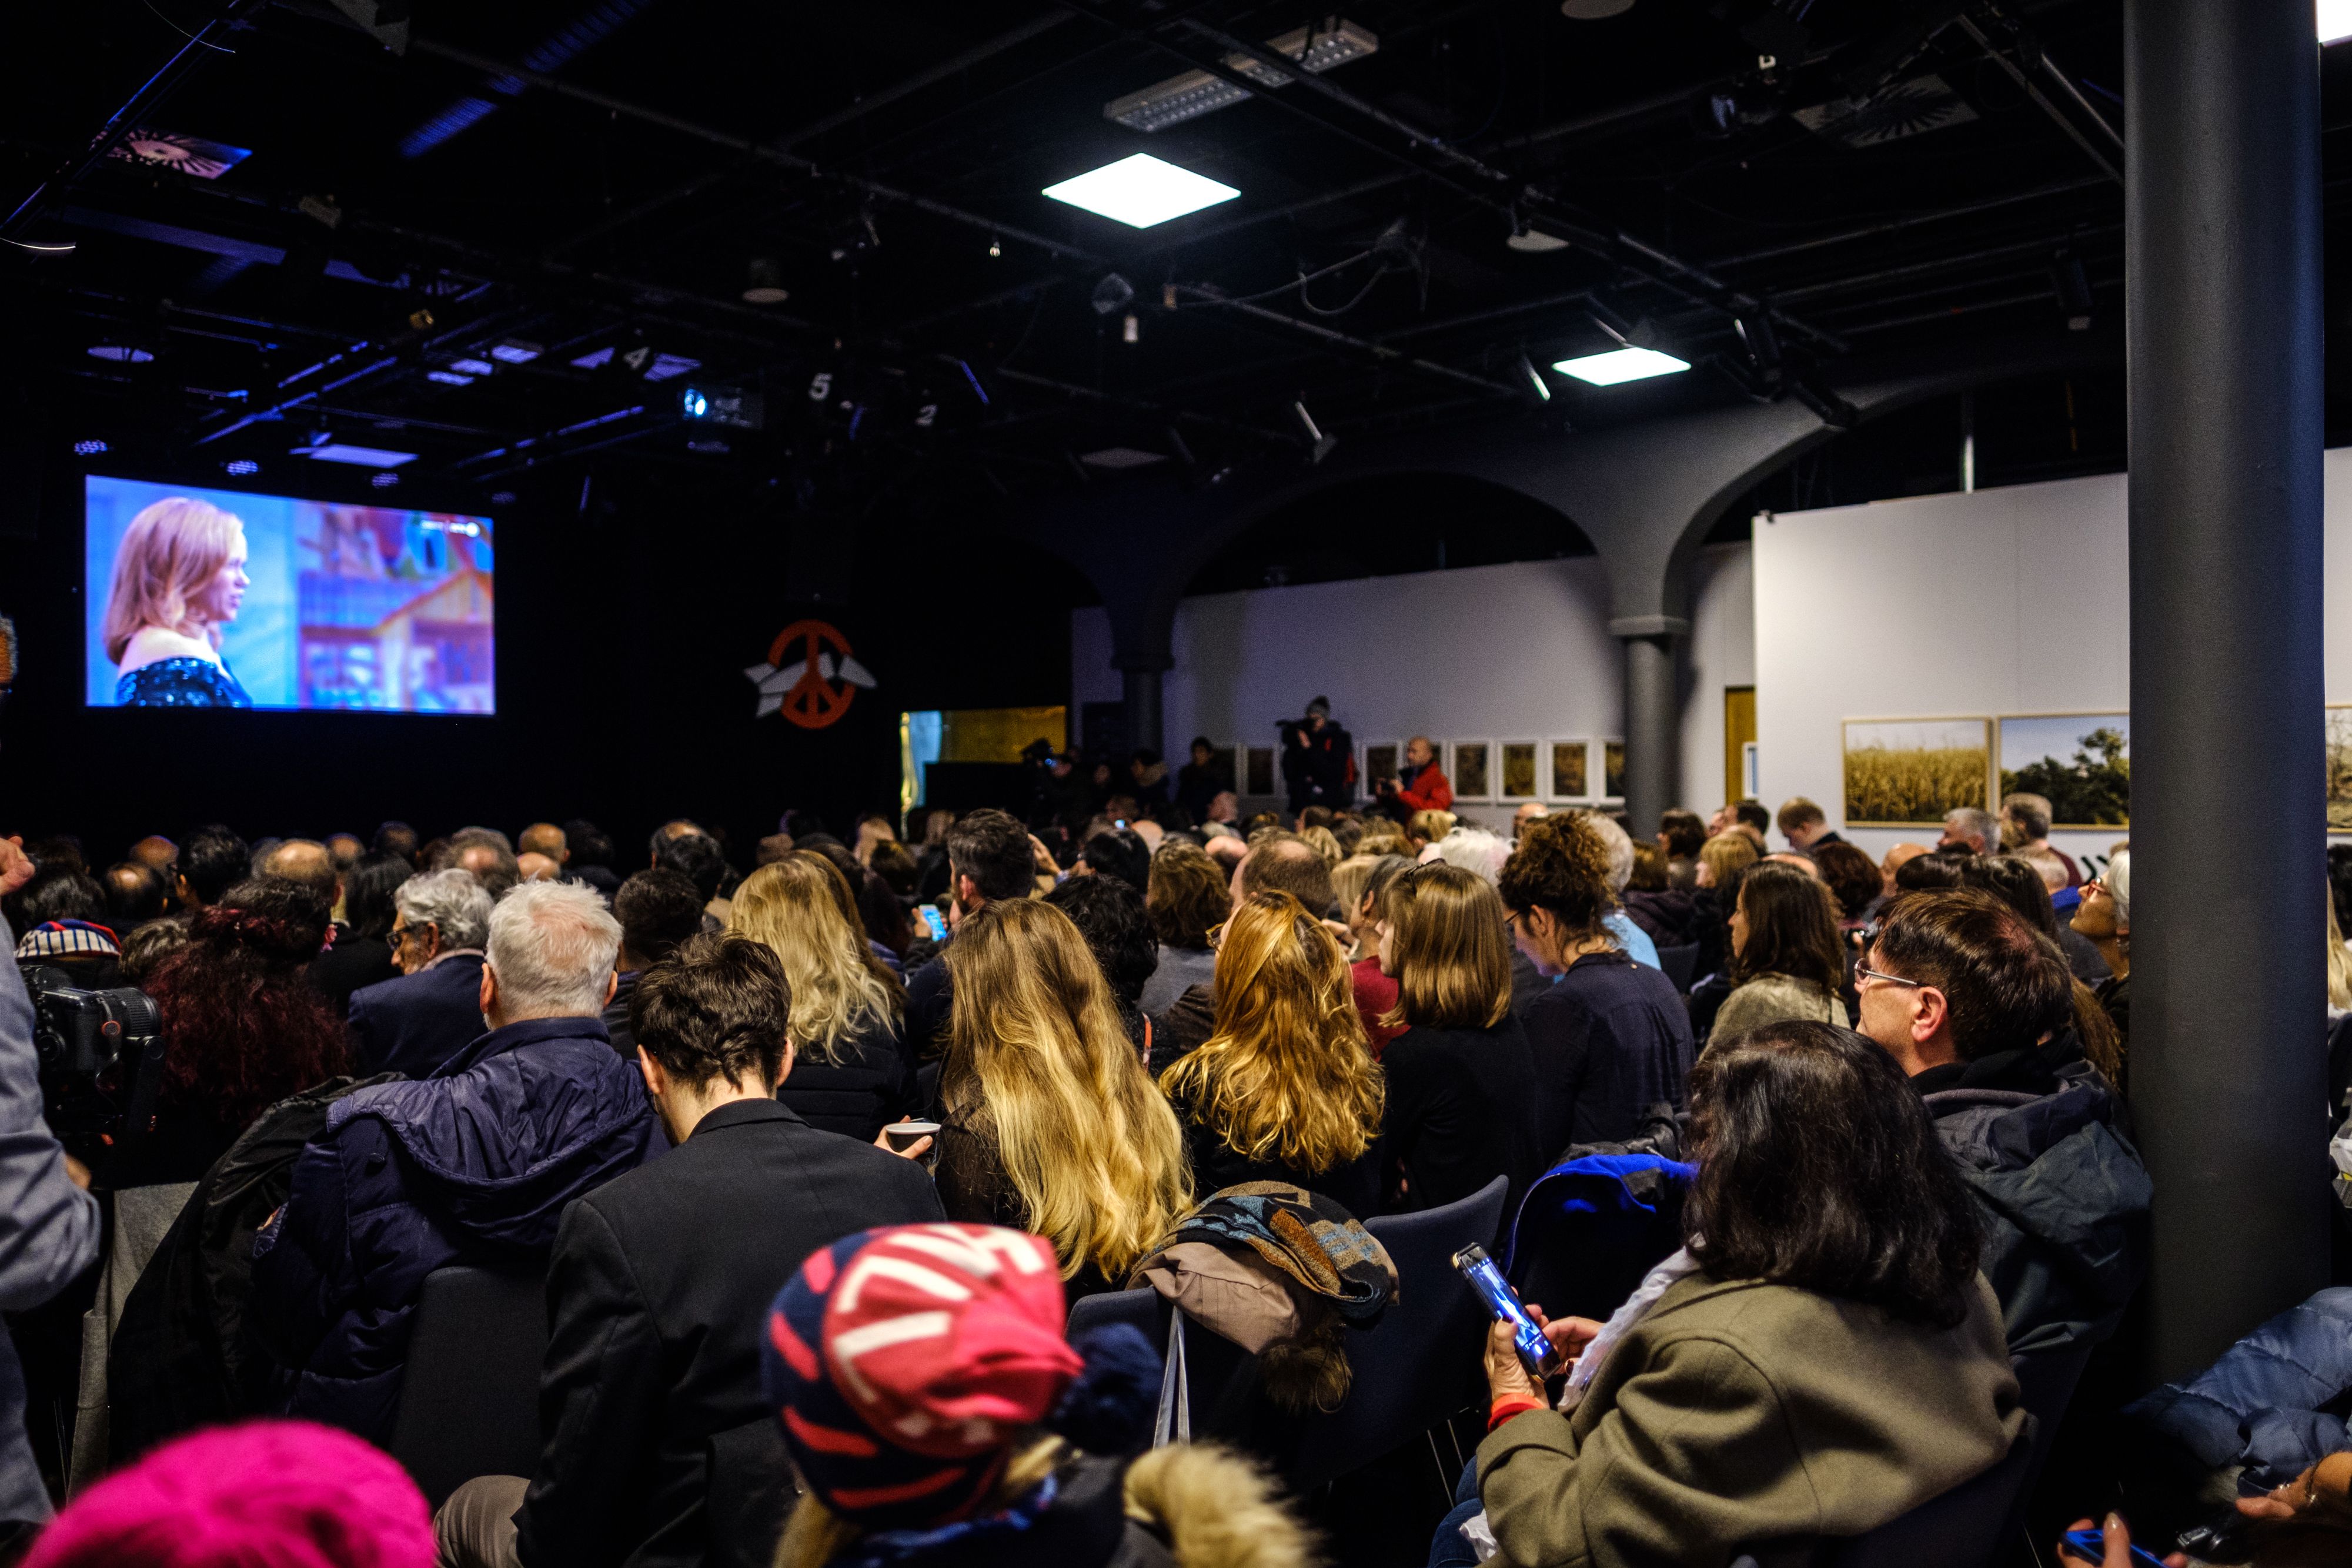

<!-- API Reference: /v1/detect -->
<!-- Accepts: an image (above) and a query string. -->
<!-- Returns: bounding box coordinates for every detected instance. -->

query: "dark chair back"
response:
[1065,1284,1158,1342]
[2011,1343,2094,1501]
[705,1418,796,1568]
[1284,1176,1510,1490]
[387,1265,547,1510]
[1815,1418,2037,1568]
[1656,942,1700,992]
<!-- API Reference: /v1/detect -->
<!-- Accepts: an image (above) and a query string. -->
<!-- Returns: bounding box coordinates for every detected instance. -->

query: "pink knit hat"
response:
[24,1420,434,1568]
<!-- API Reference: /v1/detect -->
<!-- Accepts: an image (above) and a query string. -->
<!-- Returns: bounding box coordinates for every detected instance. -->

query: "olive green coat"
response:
[1475,1272,2023,1568]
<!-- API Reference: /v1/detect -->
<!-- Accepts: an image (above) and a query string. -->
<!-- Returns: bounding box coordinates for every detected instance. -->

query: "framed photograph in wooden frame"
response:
[1842,717,1993,827]
[1603,740,1626,801]
[1363,741,1402,793]
[1996,713,2130,830]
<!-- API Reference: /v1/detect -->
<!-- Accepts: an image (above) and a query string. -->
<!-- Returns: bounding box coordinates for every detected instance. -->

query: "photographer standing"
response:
[0,835,102,1545]
[1280,696,1355,818]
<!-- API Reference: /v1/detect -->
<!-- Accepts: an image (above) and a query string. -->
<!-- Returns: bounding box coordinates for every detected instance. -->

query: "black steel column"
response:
[2127,0,2328,1381]
[1613,621,1683,837]
[1120,664,1165,767]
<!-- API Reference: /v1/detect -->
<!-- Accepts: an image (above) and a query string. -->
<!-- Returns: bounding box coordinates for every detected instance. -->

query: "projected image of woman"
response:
[102,497,253,708]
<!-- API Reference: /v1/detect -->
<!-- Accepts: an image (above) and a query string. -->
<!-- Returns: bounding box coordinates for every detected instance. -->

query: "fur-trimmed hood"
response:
[1124,1444,1315,1568]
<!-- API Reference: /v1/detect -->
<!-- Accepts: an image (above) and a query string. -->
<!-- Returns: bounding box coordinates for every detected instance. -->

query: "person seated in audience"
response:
[8,865,122,985]
[1896,847,1970,892]
[560,819,621,897]
[127,833,178,878]
[1160,890,1384,1213]
[1688,830,1760,997]
[1377,735,1453,823]
[1073,826,1150,896]
[1939,805,2000,856]
[1709,861,1847,1045]
[1953,855,2120,1062]
[1442,1020,2022,1568]
[1044,872,1158,1055]
[1298,823,1344,867]
[253,881,662,1442]
[433,935,943,1568]
[604,868,706,1057]
[1854,889,2150,1355]
[1406,808,1457,855]
[2000,791,2082,885]
[373,820,422,867]
[1775,795,1843,855]
[1154,833,1339,1061]
[1375,864,1544,1222]
[851,812,897,867]
[1706,799,1769,847]
[1656,808,1706,890]
[309,852,408,1017]
[1174,735,1227,823]
[1498,815,1696,1158]
[129,879,350,1186]
[764,1224,1309,1568]
[1810,841,1883,931]
[1141,843,1226,1015]
[116,914,188,985]
[727,854,916,1141]
[1344,855,1416,1058]
[1330,852,1382,957]
[1881,841,1930,895]
[516,853,561,884]
[1510,801,1548,842]
[2073,848,2132,1048]
[100,858,170,934]
[650,829,731,927]
[933,898,1191,1298]
[516,821,569,878]
[348,868,496,1078]
[867,837,917,897]
[444,826,523,900]
[903,808,1035,1053]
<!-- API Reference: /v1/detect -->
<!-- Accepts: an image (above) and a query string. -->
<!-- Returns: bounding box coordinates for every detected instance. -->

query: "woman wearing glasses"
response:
[1708,862,1847,1048]
[1374,864,1544,1225]
[1158,891,1385,1214]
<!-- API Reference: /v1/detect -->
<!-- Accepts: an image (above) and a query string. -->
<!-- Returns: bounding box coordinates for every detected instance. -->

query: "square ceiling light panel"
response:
[1043,155,1240,228]
[1552,347,1691,386]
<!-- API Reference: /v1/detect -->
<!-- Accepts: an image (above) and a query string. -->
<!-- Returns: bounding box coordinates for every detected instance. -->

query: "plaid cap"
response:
[1134,1181,1398,1326]
[763,1225,1080,1531]
[15,920,121,961]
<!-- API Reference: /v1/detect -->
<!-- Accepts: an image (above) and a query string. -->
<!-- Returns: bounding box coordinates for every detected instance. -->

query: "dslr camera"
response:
[20,964,166,1149]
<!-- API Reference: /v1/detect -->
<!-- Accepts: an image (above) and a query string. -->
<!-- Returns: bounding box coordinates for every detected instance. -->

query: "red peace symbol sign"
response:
[767,620,859,729]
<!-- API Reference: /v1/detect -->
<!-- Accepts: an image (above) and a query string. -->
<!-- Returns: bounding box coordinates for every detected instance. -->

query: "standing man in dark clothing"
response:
[1280,696,1355,818]
[432,935,942,1568]
[902,809,1039,1054]
[1173,737,1230,824]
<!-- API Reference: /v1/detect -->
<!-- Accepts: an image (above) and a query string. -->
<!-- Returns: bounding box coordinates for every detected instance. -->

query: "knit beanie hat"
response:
[22,1420,433,1568]
[763,1224,1160,1534]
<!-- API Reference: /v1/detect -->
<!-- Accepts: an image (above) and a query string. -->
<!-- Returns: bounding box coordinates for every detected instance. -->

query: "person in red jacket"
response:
[1378,735,1452,823]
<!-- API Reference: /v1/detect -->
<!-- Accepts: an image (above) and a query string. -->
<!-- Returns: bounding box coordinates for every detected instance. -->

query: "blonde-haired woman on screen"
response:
[102,497,253,707]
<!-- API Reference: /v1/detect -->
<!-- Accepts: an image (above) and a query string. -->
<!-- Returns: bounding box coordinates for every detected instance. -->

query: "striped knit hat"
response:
[764,1225,1085,1531]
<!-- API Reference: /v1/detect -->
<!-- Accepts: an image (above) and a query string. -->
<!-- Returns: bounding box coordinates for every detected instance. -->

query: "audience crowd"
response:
[0,738,2344,1568]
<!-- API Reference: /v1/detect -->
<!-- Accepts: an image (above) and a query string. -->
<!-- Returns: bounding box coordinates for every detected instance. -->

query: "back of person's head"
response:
[1894,849,1971,893]
[867,838,917,895]
[1685,1021,1981,1327]
[1775,797,1826,836]
[1044,873,1157,1007]
[1942,806,1999,853]
[2017,847,2069,893]
[1432,825,1508,885]
[1731,800,1772,835]
[652,830,729,904]
[120,917,191,985]
[179,825,250,907]
[727,855,904,1057]
[1497,814,1616,937]
[1239,833,1338,917]
[1869,888,2073,1059]
[1405,808,1456,846]
[1330,816,1364,857]
[612,868,704,966]
[1167,890,1381,1175]
[1628,842,1669,892]
[2103,848,2132,925]
[340,853,412,942]
[1730,862,1844,992]
[754,833,796,868]
[371,821,420,866]
[102,861,170,928]
[1578,811,1638,894]
[944,899,1190,1282]
[1809,841,1881,922]
[1298,804,1335,832]
[1355,820,1410,859]
[1383,863,1511,1032]
[1078,828,1150,896]
[1658,810,1706,860]
[630,933,793,1092]
[1359,852,1414,924]
[517,821,566,861]
[2000,792,2053,846]
[20,1418,435,1568]
[149,881,345,1130]
[449,826,521,900]
[1329,853,1381,925]
[394,868,494,954]
[1298,824,1343,868]
[1955,854,2060,937]
[11,865,106,942]
[1147,844,1228,951]
[486,880,622,1021]
[1698,830,1759,887]
[327,834,362,872]
[562,818,614,870]
[259,840,339,907]
[946,807,1035,904]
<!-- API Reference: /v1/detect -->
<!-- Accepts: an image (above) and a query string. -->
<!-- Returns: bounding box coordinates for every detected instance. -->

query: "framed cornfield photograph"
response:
[1842,717,1993,827]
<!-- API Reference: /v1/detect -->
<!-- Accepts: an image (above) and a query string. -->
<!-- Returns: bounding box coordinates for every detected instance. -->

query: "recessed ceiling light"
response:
[491,490,518,504]
[73,438,108,457]
[427,370,476,387]
[450,357,495,376]
[224,458,260,476]
[2326,0,2352,44]
[88,345,154,363]
[489,340,542,364]
[370,470,401,487]
[1043,154,1240,228]
[298,442,419,467]
[1079,446,1168,470]
[1552,346,1690,386]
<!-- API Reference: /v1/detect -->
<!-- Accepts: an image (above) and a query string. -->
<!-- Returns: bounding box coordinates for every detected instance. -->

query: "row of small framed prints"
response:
[1218,738,1628,804]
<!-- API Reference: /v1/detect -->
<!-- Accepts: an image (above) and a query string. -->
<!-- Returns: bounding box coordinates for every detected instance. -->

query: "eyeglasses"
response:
[1855,965,1926,991]
[1207,922,1226,950]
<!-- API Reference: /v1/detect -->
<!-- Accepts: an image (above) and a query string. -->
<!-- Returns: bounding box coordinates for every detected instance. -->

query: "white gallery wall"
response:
[1754,449,2352,862]
[1070,548,1756,831]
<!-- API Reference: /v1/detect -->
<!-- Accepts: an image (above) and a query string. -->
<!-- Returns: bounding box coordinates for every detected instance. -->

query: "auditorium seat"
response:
[387,1264,547,1509]
[1812,1418,2038,1568]
[1656,942,1699,993]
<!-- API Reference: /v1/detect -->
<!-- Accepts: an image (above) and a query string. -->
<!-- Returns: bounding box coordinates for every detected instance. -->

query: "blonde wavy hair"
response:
[1161,891,1384,1175]
[100,497,244,664]
[946,899,1192,1282]
[1379,863,1512,1031]
[727,854,904,1061]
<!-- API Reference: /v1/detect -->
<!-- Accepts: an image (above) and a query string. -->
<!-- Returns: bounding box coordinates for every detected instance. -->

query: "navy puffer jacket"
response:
[250,1016,661,1443]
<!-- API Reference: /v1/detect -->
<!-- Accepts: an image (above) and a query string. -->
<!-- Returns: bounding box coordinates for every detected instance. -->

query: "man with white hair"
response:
[254,881,661,1444]
[1939,806,2002,857]
[349,868,495,1077]
[1574,813,1663,971]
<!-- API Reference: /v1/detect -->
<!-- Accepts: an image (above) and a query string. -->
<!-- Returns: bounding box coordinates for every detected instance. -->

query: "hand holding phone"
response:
[2056,1520,2171,1567]
[1454,1244,1558,1378]
[917,906,948,942]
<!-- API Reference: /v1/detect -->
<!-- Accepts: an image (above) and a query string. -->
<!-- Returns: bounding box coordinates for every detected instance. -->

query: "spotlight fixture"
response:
[1105,18,1379,132]
[370,470,401,487]
[489,340,542,365]
[987,236,1003,258]
[1044,154,1239,229]
[742,258,790,305]
[297,442,418,467]
[224,458,260,476]
[73,438,108,457]
[1291,400,1338,464]
[2326,0,2352,44]
[1552,346,1690,386]
[88,345,154,364]
[1091,272,1136,316]
[678,384,764,429]
[1515,353,1552,403]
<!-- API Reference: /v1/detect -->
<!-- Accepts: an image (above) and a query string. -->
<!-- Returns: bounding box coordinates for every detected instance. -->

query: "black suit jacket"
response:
[348,953,488,1078]
[514,1099,946,1568]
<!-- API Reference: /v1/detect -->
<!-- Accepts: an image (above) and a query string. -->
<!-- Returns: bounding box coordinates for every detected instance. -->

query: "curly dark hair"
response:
[142,879,348,1132]
[1496,813,1617,937]
[1810,841,1882,922]
[630,933,792,1091]
[1044,872,1158,1005]
[1686,1020,1982,1327]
